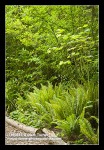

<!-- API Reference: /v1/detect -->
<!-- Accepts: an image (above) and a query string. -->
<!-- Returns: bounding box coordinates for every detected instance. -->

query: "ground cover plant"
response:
[6,5,99,144]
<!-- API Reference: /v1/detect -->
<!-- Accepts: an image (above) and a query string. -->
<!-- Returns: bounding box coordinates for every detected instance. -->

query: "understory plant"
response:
[9,81,98,144]
[78,108,99,144]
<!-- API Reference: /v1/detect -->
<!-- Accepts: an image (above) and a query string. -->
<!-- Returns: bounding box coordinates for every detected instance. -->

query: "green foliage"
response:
[79,108,98,144]
[6,79,35,114]
[6,5,98,144]
[6,80,19,113]
[55,114,79,137]
[6,5,98,86]
[9,82,98,144]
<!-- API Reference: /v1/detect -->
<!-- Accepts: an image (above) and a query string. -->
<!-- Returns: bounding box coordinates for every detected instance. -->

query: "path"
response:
[5,118,67,145]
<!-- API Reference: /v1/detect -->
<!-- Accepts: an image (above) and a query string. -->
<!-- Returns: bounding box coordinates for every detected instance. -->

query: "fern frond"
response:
[56,114,78,137]
[79,118,98,144]
[90,116,99,124]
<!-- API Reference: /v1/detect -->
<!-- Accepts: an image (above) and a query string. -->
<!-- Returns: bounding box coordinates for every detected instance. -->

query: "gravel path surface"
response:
[5,122,67,145]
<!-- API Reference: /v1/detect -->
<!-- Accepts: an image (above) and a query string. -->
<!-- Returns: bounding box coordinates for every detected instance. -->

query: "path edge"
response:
[5,116,67,145]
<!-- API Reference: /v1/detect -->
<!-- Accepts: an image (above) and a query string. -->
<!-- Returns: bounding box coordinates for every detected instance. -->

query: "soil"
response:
[5,122,67,145]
